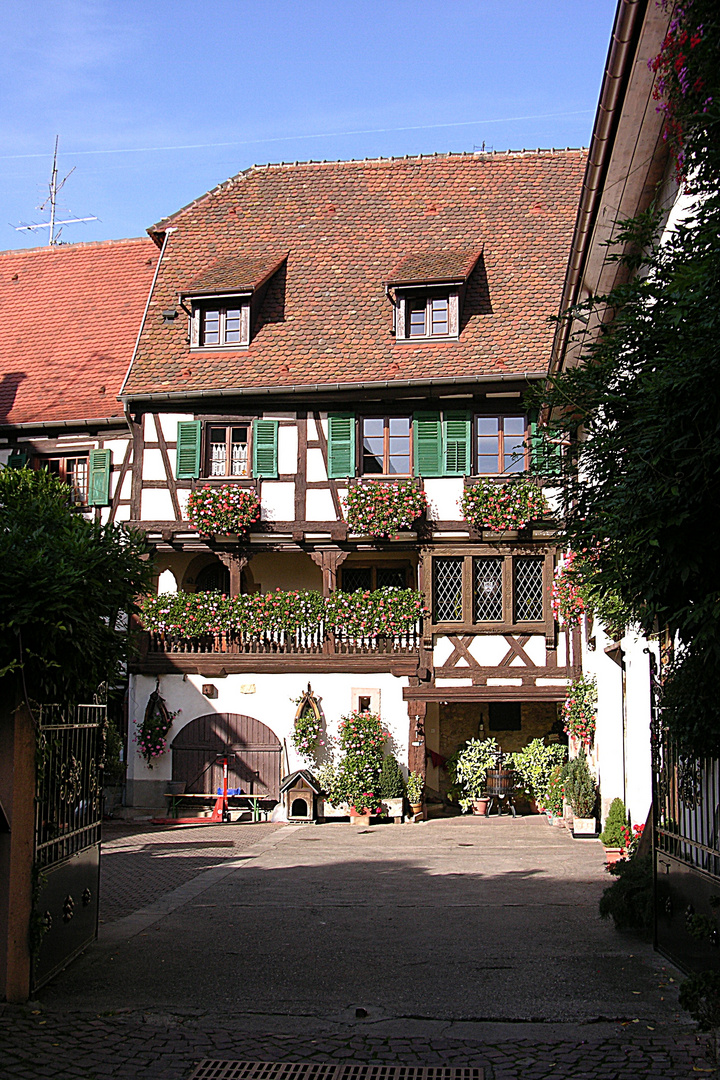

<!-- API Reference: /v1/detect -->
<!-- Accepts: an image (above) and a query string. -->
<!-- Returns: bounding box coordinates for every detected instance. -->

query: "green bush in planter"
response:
[507,739,567,806]
[599,797,629,847]
[406,771,424,805]
[564,751,597,818]
[447,737,499,811]
[380,754,406,799]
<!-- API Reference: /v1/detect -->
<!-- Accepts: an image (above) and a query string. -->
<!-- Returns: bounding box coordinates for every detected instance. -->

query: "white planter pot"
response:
[382,797,404,820]
[318,798,350,820]
[573,816,597,836]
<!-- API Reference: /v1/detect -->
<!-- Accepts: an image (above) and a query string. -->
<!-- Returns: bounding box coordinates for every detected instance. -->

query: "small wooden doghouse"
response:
[280,770,322,822]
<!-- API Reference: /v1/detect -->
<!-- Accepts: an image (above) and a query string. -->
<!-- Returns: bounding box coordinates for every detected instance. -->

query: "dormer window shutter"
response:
[176,420,201,479]
[413,412,442,477]
[7,451,28,469]
[444,411,471,475]
[88,449,112,506]
[327,413,356,479]
[252,419,279,478]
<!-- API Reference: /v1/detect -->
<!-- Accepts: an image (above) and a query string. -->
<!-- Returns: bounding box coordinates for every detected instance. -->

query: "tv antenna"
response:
[13,136,97,245]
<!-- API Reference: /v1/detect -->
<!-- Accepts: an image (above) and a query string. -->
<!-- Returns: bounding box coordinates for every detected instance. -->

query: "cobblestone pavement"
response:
[99,822,283,924]
[1,818,716,1080]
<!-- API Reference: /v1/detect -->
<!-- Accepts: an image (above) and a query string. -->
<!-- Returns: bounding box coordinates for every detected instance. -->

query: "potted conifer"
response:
[379,753,406,821]
[564,751,598,836]
[599,797,629,865]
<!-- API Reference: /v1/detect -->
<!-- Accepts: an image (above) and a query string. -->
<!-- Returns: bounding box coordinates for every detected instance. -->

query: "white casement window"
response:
[395,291,459,340]
[207,425,250,477]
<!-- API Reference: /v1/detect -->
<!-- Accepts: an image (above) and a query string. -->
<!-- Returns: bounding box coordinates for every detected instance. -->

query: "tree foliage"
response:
[0,466,150,705]
[534,0,720,755]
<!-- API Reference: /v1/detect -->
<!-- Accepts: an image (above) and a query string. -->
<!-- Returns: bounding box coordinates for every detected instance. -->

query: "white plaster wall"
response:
[306,488,336,520]
[143,448,166,482]
[177,488,191,519]
[127,670,412,792]
[278,426,298,474]
[581,620,628,824]
[156,413,194,441]
[260,482,295,520]
[105,438,129,460]
[433,634,547,667]
[113,506,131,522]
[141,487,176,520]
[307,447,328,482]
[424,478,464,521]
[623,630,655,828]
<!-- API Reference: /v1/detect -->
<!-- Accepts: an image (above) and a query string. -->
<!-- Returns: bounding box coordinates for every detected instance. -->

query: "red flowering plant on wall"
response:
[621,822,645,860]
[460,477,548,532]
[562,675,597,749]
[343,481,427,537]
[186,484,261,535]
[649,0,714,181]
[552,551,587,627]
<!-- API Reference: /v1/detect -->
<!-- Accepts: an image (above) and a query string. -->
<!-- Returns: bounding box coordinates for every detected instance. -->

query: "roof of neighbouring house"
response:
[0,237,158,427]
[123,150,586,400]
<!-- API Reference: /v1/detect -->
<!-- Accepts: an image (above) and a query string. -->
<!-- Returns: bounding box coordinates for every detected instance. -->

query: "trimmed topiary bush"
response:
[380,754,406,799]
[600,797,629,847]
[564,751,597,818]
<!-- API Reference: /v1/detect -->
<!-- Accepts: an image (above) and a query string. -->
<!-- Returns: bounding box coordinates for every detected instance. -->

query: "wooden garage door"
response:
[171,713,282,798]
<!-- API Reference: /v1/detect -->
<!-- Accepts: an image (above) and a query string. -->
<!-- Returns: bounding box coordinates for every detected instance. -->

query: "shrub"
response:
[599,797,628,847]
[508,739,567,806]
[564,751,597,818]
[333,710,387,812]
[543,764,565,816]
[679,971,720,1033]
[380,754,406,799]
[599,855,653,933]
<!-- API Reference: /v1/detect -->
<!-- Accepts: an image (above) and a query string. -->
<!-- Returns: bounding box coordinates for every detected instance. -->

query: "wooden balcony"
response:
[132,626,423,676]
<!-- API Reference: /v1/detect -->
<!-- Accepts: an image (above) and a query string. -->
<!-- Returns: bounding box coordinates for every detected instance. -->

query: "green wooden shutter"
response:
[413,412,442,477]
[327,413,356,479]
[176,420,201,479]
[528,411,562,477]
[88,449,112,506]
[6,451,28,468]
[252,419,279,478]
[443,411,471,475]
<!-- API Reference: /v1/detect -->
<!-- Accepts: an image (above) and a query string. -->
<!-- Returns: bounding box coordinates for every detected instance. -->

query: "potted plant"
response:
[186,484,261,536]
[406,771,424,816]
[447,737,499,814]
[342,480,427,538]
[335,709,386,823]
[507,739,567,812]
[599,797,629,864]
[564,751,598,835]
[460,477,548,533]
[379,753,406,821]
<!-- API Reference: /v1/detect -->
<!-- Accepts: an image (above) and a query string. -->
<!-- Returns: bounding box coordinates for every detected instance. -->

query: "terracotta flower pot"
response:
[350,807,372,825]
[472,797,490,816]
[604,846,625,866]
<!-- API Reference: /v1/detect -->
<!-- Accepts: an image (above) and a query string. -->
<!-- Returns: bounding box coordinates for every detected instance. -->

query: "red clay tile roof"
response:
[0,238,158,426]
[182,252,288,297]
[124,150,586,399]
[386,247,483,286]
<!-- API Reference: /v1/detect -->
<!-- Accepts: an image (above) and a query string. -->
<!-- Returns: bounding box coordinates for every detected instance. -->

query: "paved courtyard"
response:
[0,816,715,1079]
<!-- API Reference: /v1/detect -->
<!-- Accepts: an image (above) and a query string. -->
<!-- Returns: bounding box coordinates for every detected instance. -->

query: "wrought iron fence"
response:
[34,704,106,869]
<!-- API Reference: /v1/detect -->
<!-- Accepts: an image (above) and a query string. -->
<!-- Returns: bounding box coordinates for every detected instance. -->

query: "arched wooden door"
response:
[171,713,282,798]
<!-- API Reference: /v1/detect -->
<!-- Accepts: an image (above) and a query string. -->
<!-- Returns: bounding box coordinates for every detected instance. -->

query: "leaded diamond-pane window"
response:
[514,557,544,621]
[342,567,373,593]
[474,557,503,621]
[433,557,463,622]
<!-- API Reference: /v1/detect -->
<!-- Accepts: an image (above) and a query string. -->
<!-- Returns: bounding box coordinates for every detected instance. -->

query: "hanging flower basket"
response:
[135,689,178,767]
[186,484,261,535]
[460,477,548,532]
[343,481,427,537]
[562,676,597,749]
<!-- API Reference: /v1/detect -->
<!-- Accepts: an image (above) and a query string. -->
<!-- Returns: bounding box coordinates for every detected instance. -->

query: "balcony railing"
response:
[145,623,421,658]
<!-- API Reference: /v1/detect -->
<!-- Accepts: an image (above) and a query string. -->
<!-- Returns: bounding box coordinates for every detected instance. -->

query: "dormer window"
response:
[180,251,287,351]
[386,246,483,343]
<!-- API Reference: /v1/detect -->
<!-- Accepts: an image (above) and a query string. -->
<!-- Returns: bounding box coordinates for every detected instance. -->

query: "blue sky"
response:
[1,1,616,250]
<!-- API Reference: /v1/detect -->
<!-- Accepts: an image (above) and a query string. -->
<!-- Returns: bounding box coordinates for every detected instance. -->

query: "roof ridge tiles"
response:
[0,236,154,258]
[149,146,588,233]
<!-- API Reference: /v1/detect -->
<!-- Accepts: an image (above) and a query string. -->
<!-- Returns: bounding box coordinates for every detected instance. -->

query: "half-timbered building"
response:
[118,150,586,813]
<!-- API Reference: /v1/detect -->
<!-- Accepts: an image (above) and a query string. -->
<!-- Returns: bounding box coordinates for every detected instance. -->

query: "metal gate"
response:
[172,713,282,798]
[651,657,720,973]
[32,703,105,991]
